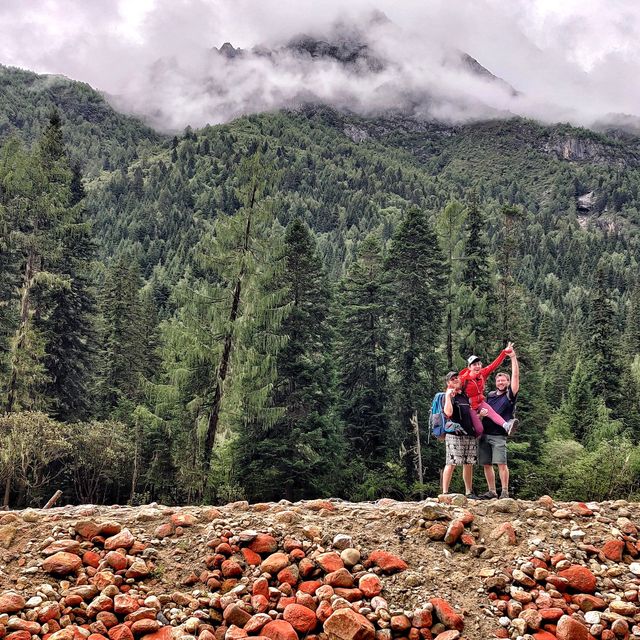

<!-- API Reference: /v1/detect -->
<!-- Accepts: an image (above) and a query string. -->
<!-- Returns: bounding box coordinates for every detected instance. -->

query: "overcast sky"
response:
[1,0,639,131]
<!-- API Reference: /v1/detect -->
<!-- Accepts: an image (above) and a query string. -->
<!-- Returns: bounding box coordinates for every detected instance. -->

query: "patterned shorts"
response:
[445,434,478,465]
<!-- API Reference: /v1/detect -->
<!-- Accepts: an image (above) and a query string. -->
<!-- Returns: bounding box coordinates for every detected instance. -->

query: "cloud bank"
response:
[1,0,640,132]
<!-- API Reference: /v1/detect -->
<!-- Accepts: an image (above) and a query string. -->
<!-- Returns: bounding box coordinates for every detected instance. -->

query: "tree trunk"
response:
[3,473,11,508]
[6,248,39,413]
[410,409,423,499]
[201,181,257,482]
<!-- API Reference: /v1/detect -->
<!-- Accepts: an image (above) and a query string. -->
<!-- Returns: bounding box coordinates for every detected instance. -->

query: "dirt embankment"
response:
[1,496,640,640]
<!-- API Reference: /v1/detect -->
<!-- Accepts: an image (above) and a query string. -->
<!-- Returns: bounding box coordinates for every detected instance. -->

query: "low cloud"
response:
[1,0,640,131]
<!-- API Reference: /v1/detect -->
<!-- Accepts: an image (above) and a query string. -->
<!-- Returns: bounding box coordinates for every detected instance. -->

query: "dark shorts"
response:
[478,434,508,465]
[445,434,477,465]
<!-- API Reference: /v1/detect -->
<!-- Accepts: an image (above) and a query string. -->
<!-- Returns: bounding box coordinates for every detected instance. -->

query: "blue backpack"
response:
[429,392,448,441]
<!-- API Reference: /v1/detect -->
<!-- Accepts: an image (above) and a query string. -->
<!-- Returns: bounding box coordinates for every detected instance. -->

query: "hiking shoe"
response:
[504,418,519,435]
[500,489,510,499]
[479,490,498,500]
[465,492,480,500]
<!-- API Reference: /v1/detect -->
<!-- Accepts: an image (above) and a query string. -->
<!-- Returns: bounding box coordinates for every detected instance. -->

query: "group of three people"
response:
[441,342,520,499]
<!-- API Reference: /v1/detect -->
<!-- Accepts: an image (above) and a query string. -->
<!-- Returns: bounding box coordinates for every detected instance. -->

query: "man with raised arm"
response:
[478,348,520,499]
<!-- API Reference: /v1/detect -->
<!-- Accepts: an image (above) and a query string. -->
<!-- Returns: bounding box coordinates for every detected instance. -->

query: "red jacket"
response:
[458,350,508,410]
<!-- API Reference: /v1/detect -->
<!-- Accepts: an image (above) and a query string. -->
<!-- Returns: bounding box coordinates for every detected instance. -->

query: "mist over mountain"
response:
[2,0,640,132]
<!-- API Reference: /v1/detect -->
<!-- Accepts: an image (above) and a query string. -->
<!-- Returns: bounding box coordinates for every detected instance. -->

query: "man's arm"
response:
[510,351,520,395]
[443,389,454,418]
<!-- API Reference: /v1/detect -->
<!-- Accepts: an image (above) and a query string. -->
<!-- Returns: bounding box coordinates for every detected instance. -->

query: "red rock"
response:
[557,566,596,593]
[546,576,569,592]
[248,534,278,554]
[253,577,270,597]
[140,628,174,640]
[532,632,558,640]
[316,552,344,573]
[98,522,121,536]
[154,524,174,539]
[411,610,433,629]
[430,599,464,632]
[223,604,251,628]
[83,551,101,568]
[245,615,272,634]
[96,613,119,629]
[88,635,109,640]
[305,500,335,512]
[358,574,382,598]
[125,559,149,579]
[171,513,197,527]
[299,580,323,595]
[261,620,298,640]
[460,533,475,546]
[426,524,447,541]
[390,615,411,632]
[277,565,300,586]
[108,626,134,640]
[492,522,517,546]
[128,609,157,623]
[221,560,243,578]
[520,609,542,631]
[226,625,248,640]
[283,604,317,633]
[601,540,625,562]
[105,551,128,571]
[130,620,159,636]
[92,571,119,589]
[539,608,564,621]
[555,615,589,640]
[316,601,333,623]
[6,632,31,640]
[104,529,135,551]
[42,552,83,575]
[6,621,40,635]
[323,609,375,640]
[333,588,362,602]
[114,595,139,616]
[0,594,25,614]
[433,632,460,640]
[299,558,316,577]
[570,503,593,517]
[43,540,81,555]
[46,630,74,640]
[241,548,261,566]
[251,595,269,614]
[444,520,464,545]
[325,568,354,588]
[366,551,408,574]
[261,553,290,575]
[75,521,101,540]
[38,602,61,623]
[277,596,296,610]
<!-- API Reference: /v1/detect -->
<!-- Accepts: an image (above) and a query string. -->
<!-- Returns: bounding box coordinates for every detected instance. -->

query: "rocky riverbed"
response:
[1,496,640,640]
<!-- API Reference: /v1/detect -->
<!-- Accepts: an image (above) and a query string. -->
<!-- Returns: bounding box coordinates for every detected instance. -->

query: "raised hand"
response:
[504,341,515,356]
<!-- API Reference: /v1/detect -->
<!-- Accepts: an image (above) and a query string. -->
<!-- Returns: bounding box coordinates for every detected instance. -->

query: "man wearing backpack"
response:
[441,371,480,499]
[478,349,520,499]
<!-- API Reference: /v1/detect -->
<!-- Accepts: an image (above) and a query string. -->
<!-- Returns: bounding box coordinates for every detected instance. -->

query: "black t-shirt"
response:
[450,392,476,437]
[482,386,518,436]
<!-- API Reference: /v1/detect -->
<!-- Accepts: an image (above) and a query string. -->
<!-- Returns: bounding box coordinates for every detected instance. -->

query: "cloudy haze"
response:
[1,0,640,131]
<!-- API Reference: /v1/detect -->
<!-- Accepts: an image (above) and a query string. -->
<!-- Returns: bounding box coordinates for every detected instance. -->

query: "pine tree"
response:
[158,153,287,500]
[1,115,73,412]
[386,206,446,486]
[457,194,498,359]
[237,219,343,501]
[335,234,390,463]
[436,200,465,368]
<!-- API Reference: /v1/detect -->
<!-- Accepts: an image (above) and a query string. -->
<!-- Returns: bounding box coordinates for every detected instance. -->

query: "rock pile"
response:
[0,509,470,640]
[481,497,640,639]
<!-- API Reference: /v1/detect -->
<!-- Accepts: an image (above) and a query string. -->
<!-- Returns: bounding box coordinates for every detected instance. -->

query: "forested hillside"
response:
[1,66,640,508]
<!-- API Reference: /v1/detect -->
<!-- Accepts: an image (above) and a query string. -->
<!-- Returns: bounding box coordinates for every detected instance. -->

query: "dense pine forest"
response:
[1,65,640,508]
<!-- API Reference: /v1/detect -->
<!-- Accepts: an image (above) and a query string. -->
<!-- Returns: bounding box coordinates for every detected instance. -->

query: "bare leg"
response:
[498,464,509,492]
[442,465,455,493]
[462,465,473,494]
[483,465,496,492]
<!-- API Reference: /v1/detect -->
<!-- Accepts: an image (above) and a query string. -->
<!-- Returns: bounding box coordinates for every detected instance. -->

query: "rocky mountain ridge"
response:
[2,496,640,640]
